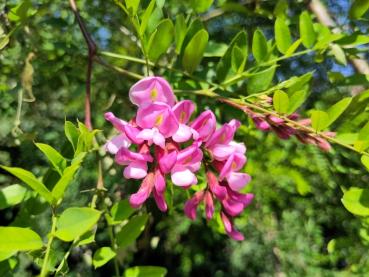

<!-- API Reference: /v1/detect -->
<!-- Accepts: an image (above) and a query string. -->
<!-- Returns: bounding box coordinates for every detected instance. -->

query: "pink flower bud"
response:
[184,191,205,220]
[204,191,214,220]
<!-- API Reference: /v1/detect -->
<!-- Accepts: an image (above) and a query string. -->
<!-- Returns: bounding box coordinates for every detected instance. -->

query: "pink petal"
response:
[172,100,195,123]
[184,191,204,220]
[104,112,127,132]
[207,171,227,200]
[172,124,193,143]
[123,161,148,179]
[154,169,166,193]
[220,212,244,241]
[153,188,167,212]
[171,168,197,187]
[226,172,251,191]
[105,134,131,154]
[129,76,175,107]
[190,110,216,142]
[115,147,153,165]
[204,191,214,220]
[152,130,166,149]
[129,173,154,208]
[158,151,177,174]
[211,144,236,161]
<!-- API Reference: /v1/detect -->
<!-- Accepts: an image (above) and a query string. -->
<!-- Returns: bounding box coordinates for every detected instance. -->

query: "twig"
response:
[69,0,97,130]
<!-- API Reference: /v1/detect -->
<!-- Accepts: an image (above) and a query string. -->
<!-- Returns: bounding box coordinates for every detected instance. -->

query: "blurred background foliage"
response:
[1,0,369,276]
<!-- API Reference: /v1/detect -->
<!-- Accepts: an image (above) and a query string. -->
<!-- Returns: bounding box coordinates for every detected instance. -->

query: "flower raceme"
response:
[105,76,253,240]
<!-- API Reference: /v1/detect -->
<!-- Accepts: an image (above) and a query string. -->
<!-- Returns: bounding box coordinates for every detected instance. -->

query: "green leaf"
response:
[336,32,369,47]
[0,184,28,210]
[139,0,156,35]
[354,121,369,152]
[285,38,302,57]
[174,14,187,53]
[361,155,369,171]
[92,247,116,269]
[247,65,276,94]
[190,0,214,13]
[0,251,16,262]
[231,46,245,73]
[204,41,228,57]
[182,29,209,74]
[287,90,308,114]
[51,163,81,202]
[124,266,167,277]
[35,143,67,175]
[180,19,204,54]
[116,214,149,248]
[8,0,32,22]
[273,90,289,114]
[274,0,288,17]
[252,29,268,63]
[0,166,52,203]
[77,230,96,246]
[147,19,174,62]
[330,44,347,66]
[109,199,135,225]
[125,0,140,15]
[325,97,352,127]
[311,110,329,132]
[65,121,79,151]
[342,187,369,216]
[55,207,101,242]
[275,17,292,54]
[0,227,43,252]
[349,0,369,19]
[75,122,99,156]
[289,170,311,196]
[217,31,248,81]
[299,11,316,48]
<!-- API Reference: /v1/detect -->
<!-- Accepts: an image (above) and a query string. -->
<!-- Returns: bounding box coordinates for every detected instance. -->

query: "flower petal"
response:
[227,172,251,191]
[123,161,148,179]
[171,168,197,187]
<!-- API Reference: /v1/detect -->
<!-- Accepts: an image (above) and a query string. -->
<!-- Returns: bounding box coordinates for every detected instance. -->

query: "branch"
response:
[69,0,97,130]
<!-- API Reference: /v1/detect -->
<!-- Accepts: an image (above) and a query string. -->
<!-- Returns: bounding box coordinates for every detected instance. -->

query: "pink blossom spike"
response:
[129,76,176,107]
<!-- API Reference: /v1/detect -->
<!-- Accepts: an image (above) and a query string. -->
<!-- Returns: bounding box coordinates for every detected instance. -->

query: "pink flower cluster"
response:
[105,76,253,240]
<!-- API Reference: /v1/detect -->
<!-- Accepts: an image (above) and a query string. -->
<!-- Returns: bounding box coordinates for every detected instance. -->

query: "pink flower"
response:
[171,144,203,187]
[172,100,198,143]
[129,76,176,107]
[136,102,179,148]
[220,212,244,241]
[184,191,205,220]
[115,146,153,179]
[190,110,216,142]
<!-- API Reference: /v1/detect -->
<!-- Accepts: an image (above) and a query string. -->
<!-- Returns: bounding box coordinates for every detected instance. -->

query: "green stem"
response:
[40,211,57,277]
[108,226,120,277]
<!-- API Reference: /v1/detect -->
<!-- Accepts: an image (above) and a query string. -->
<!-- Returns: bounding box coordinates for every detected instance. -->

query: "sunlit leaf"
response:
[325,97,352,127]
[147,19,174,62]
[0,227,43,252]
[342,187,369,216]
[92,247,116,269]
[0,184,28,210]
[139,0,156,35]
[299,11,316,48]
[182,29,209,74]
[116,214,149,248]
[190,0,214,13]
[51,163,81,202]
[124,266,167,277]
[0,166,52,203]
[252,29,268,63]
[311,110,329,132]
[349,0,369,19]
[125,0,140,15]
[35,143,67,176]
[174,14,187,53]
[273,90,289,114]
[275,17,292,54]
[55,207,101,242]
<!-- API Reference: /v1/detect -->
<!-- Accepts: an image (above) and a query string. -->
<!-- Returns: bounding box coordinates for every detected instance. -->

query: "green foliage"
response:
[252,29,268,63]
[0,227,43,252]
[311,111,329,132]
[350,0,369,19]
[55,207,101,242]
[342,187,369,216]
[182,29,209,74]
[147,19,174,62]
[0,184,28,210]
[124,266,167,277]
[299,11,316,48]
[275,17,292,54]
[92,247,116,268]
[116,214,149,248]
[273,90,289,114]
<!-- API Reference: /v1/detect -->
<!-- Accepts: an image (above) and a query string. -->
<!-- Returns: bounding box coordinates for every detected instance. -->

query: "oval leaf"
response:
[182,29,209,74]
[273,90,289,114]
[0,227,43,252]
[92,247,116,269]
[116,214,149,248]
[342,187,369,216]
[326,97,352,127]
[147,19,174,62]
[0,166,52,203]
[350,0,369,19]
[311,110,329,132]
[0,184,28,210]
[252,29,268,63]
[275,17,292,54]
[35,143,66,175]
[55,207,101,242]
[299,11,316,48]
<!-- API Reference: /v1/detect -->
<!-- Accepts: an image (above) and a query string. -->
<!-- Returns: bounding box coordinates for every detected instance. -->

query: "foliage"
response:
[1,0,369,276]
